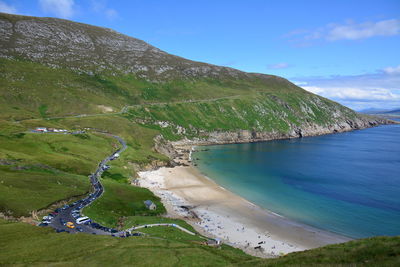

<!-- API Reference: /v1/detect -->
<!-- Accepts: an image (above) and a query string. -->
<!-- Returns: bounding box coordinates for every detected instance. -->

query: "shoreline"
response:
[137,164,351,258]
[138,123,398,257]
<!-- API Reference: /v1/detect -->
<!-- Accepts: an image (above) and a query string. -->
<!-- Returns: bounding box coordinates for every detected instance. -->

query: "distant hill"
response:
[360,108,400,114]
[382,108,400,115]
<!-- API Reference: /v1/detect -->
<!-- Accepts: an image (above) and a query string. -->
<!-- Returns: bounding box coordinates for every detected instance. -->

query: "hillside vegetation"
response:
[1,218,399,266]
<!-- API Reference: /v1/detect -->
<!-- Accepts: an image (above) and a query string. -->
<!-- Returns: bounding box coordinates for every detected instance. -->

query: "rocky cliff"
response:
[0,12,280,83]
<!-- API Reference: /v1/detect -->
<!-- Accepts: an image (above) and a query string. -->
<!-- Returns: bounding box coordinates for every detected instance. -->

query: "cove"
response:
[193,122,400,238]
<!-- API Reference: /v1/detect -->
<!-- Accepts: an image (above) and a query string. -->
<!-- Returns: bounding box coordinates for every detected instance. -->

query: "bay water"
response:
[193,122,400,238]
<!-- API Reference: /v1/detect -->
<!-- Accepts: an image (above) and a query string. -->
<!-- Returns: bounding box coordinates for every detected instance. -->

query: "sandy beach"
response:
[138,165,351,257]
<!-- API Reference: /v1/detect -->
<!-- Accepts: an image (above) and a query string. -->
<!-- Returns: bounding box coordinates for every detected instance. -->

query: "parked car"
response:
[66,222,75,229]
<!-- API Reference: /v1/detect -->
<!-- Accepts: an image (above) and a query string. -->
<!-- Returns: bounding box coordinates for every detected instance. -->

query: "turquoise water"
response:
[193,122,400,238]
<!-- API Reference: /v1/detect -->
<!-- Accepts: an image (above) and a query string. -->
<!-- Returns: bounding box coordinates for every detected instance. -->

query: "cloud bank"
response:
[287,19,400,46]
[327,19,400,41]
[292,66,400,110]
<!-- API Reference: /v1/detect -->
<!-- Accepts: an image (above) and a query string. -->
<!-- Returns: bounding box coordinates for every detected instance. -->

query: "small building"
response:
[144,200,156,210]
[206,238,222,247]
[35,127,47,132]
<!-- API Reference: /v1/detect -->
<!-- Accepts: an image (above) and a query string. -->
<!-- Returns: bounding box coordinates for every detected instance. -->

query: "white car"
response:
[76,216,91,224]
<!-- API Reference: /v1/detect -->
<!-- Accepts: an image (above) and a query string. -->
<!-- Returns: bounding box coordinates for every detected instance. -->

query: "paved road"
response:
[40,133,128,236]
[126,223,196,236]
[37,133,199,238]
[17,95,243,123]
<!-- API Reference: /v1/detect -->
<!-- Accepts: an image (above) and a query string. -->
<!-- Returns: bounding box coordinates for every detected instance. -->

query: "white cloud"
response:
[105,8,118,20]
[39,0,75,19]
[293,81,308,86]
[287,19,400,46]
[90,0,118,20]
[383,65,400,75]
[327,19,400,41]
[292,69,400,110]
[303,86,399,101]
[267,63,290,69]
[0,1,17,13]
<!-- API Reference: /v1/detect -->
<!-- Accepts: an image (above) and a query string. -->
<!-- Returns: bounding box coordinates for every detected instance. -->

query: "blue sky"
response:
[1,0,399,110]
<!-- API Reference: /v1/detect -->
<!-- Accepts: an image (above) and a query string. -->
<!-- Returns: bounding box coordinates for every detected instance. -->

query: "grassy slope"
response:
[0,58,269,120]
[0,219,254,266]
[0,58,362,134]
[0,122,118,217]
[124,93,358,140]
[1,219,399,266]
[0,115,169,219]
[83,180,166,227]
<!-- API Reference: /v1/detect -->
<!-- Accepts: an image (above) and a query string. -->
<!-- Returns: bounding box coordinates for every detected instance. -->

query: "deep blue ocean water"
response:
[193,121,400,238]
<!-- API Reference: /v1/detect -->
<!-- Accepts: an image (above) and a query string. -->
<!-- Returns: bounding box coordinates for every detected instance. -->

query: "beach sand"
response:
[138,165,351,258]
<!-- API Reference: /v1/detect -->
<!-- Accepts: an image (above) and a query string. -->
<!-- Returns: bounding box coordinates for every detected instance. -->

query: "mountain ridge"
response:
[0,12,287,84]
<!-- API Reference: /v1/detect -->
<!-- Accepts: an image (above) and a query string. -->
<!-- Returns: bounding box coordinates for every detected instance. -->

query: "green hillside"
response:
[1,218,399,266]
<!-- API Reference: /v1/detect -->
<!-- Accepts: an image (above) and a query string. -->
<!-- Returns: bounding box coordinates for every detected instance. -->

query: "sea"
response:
[193,120,400,239]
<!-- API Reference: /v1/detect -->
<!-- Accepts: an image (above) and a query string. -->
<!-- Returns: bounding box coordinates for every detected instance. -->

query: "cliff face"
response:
[171,118,383,145]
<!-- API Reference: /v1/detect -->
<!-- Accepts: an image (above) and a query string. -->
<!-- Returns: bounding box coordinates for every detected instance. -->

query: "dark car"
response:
[38,223,48,227]
[76,226,83,232]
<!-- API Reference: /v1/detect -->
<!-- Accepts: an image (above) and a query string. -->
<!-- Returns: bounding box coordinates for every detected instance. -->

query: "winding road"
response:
[39,132,197,238]
[42,133,128,236]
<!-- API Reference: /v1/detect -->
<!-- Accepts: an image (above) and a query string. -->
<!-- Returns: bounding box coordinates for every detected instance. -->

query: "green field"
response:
[83,180,166,227]
[1,218,399,266]
[0,129,116,217]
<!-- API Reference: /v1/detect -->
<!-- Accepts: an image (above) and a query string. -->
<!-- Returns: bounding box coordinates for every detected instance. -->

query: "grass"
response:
[0,218,255,266]
[243,236,400,266]
[38,104,48,118]
[0,131,114,175]
[83,180,166,227]
[1,219,399,266]
[0,166,89,217]
[0,126,116,217]
[123,92,360,140]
